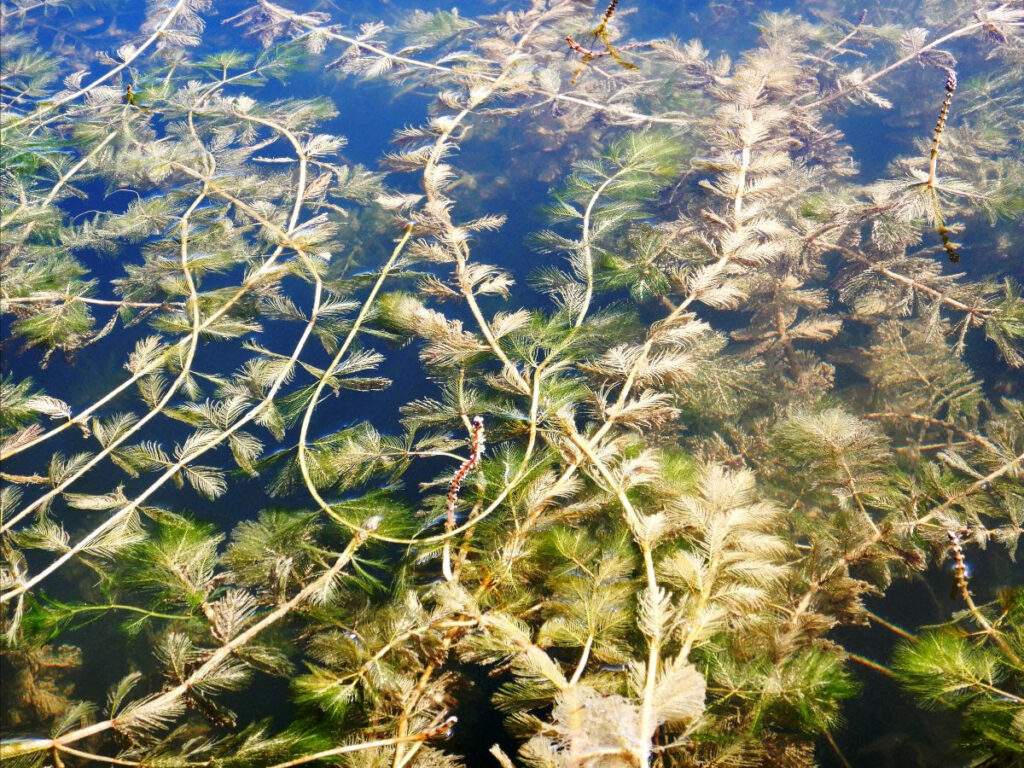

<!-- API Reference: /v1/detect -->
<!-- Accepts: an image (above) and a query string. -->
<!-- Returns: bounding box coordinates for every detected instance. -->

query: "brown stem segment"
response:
[927,68,962,263]
[946,529,970,601]
[597,0,620,35]
[927,69,957,188]
[446,417,485,531]
[442,416,485,581]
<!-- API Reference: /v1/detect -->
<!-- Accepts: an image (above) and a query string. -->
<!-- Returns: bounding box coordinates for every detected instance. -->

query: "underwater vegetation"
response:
[1,0,1024,765]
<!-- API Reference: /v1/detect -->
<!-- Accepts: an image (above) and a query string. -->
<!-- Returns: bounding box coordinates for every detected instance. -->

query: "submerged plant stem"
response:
[5,0,189,131]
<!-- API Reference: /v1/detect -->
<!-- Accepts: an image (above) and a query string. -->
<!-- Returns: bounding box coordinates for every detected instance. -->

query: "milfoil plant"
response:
[2,1,1023,767]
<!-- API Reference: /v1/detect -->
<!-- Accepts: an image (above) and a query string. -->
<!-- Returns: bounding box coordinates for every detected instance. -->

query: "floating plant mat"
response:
[1,1,1024,767]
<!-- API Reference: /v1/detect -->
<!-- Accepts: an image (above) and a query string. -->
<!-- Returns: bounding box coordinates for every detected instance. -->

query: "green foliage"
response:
[124,516,223,610]
[532,131,690,310]
[747,649,860,735]
[772,407,891,516]
[2,1,1024,766]
[894,630,1005,706]
[0,375,44,439]
[987,279,1024,367]
[890,588,1024,764]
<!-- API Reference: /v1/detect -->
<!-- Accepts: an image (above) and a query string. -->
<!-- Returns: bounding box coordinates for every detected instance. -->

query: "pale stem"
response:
[2,185,210,533]
[1,108,311,464]
[266,729,445,768]
[563,425,660,766]
[45,527,370,752]
[3,110,313,531]
[6,130,118,239]
[569,633,594,686]
[5,0,190,131]
[799,22,985,111]
[308,25,687,126]
[576,169,626,328]
[1,173,325,598]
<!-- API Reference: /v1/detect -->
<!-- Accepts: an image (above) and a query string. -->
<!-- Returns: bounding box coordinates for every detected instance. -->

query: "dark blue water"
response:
[3,2,1022,766]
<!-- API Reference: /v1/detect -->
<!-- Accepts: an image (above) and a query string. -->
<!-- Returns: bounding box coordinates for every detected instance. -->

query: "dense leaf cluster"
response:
[2,1,1023,767]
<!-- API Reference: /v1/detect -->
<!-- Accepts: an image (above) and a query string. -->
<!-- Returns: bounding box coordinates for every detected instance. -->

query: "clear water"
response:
[2,1,1023,767]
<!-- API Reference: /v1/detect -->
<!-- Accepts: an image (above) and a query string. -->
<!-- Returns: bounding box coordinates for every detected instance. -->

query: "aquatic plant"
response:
[1,1,1023,766]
